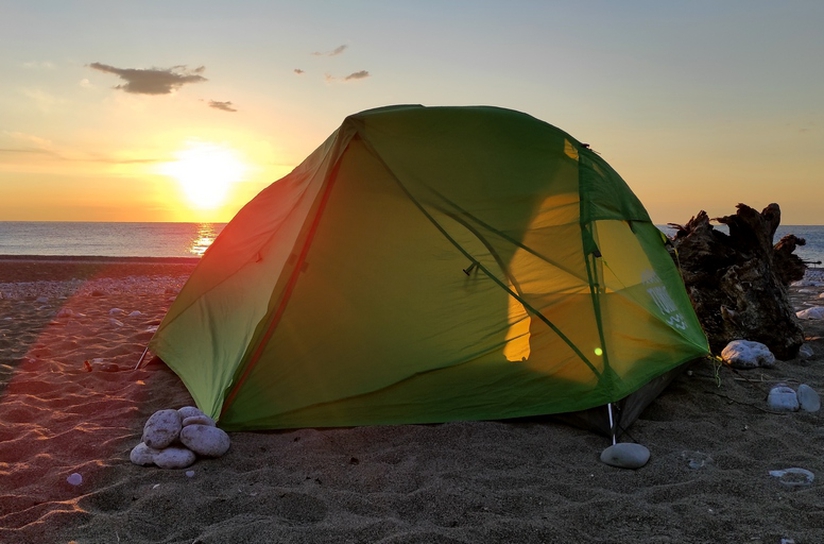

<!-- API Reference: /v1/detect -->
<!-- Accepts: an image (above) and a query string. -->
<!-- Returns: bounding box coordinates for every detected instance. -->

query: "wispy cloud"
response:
[21,88,62,112]
[345,70,370,81]
[325,70,371,83]
[88,63,207,95]
[208,100,237,113]
[294,68,305,75]
[22,61,55,70]
[312,44,347,57]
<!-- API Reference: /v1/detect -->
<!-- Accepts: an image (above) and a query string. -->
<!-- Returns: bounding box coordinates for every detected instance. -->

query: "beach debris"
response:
[600,442,650,469]
[767,384,799,412]
[769,467,814,487]
[180,424,231,457]
[796,306,824,320]
[720,340,776,369]
[154,446,197,469]
[66,473,83,486]
[797,384,821,412]
[668,203,805,359]
[131,407,231,469]
[142,409,183,449]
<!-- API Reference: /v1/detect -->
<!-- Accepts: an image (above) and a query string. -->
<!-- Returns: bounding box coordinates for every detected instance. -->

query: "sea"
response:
[0,221,822,267]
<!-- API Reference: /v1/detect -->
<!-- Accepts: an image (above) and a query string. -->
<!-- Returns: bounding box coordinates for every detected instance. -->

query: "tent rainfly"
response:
[149,105,710,436]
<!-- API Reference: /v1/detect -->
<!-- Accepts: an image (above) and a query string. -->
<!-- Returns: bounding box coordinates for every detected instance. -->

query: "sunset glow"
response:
[159,144,248,210]
[1,3,822,224]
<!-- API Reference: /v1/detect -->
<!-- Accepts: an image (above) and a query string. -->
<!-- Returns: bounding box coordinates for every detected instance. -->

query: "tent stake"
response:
[134,346,149,371]
[607,403,617,445]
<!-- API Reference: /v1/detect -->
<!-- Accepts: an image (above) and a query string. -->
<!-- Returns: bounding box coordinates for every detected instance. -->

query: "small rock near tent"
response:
[149,105,709,435]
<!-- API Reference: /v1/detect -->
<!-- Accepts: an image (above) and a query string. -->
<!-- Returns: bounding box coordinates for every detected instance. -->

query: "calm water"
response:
[0,222,225,258]
[0,221,822,265]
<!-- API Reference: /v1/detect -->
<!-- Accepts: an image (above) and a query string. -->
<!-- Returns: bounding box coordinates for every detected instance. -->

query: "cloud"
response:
[345,70,370,81]
[88,62,207,94]
[312,44,348,57]
[22,61,55,70]
[294,68,305,75]
[324,70,371,83]
[208,100,237,113]
[21,88,62,112]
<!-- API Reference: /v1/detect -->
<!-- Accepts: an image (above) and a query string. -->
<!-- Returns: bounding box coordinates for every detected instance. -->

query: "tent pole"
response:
[134,346,149,371]
[607,403,617,445]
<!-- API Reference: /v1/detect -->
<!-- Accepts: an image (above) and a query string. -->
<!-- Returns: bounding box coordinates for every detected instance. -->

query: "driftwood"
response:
[668,203,806,360]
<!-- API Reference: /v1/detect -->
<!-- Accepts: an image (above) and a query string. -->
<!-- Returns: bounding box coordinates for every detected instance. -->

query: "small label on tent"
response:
[641,270,688,330]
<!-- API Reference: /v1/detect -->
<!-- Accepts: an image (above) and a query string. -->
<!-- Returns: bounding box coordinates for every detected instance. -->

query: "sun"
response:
[160,143,247,210]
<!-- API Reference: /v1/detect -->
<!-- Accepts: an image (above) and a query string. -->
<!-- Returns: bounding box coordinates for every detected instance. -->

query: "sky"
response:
[1,0,822,224]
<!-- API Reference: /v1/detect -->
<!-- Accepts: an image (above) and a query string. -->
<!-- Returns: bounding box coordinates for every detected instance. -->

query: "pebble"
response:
[182,414,216,427]
[109,308,124,315]
[66,473,83,486]
[721,340,776,369]
[797,344,815,359]
[769,467,815,487]
[130,442,160,466]
[178,406,207,419]
[142,409,183,449]
[797,384,821,412]
[154,447,197,469]
[35,296,49,304]
[767,384,799,412]
[796,306,824,320]
[600,443,650,469]
[180,424,231,458]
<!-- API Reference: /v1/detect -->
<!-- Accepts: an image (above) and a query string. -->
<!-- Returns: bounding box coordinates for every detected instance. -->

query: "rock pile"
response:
[130,406,231,469]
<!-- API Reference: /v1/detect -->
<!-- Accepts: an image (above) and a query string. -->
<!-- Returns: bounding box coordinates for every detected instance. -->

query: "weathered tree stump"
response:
[668,203,805,360]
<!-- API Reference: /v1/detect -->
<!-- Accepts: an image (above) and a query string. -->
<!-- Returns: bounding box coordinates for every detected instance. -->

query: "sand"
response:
[0,257,822,544]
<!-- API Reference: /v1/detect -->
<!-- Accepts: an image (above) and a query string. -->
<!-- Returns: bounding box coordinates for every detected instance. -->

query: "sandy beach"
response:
[1,257,822,544]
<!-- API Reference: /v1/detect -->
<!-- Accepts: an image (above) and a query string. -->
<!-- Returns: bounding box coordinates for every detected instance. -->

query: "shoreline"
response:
[0,255,199,284]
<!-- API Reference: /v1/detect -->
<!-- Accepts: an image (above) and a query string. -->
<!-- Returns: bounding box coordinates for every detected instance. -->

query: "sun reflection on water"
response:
[190,223,219,256]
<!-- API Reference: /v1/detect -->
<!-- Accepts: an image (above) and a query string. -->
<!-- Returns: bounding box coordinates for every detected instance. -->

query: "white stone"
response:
[180,424,231,458]
[142,409,183,449]
[797,344,815,359]
[109,307,124,315]
[797,384,821,412]
[600,443,650,469]
[721,340,776,369]
[178,406,207,420]
[769,467,814,487]
[66,473,83,486]
[154,446,197,469]
[130,442,160,466]
[182,414,216,427]
[129,310,143,317]
[767,385,799,412]
[796,307,824,320]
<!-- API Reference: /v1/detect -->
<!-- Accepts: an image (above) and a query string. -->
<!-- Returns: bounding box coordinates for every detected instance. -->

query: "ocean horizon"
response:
[0,221,822,267]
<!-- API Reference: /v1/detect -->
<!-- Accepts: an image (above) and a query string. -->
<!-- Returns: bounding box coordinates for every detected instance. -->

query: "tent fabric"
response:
[149,105,709,432]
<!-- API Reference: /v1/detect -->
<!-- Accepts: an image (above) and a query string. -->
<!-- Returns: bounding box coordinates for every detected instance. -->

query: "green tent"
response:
[150,105,709,434]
